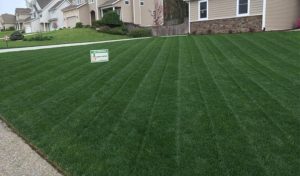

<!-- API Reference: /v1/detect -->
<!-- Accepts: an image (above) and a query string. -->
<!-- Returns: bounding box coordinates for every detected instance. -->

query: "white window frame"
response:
[125,0,129,5]
[89,0,94,4]
[237,0,250,16]
[140,0,144,6]
[198,0,208,21]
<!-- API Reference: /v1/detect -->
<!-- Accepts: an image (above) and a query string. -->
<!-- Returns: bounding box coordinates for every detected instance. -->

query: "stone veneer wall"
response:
[190,15,262,34]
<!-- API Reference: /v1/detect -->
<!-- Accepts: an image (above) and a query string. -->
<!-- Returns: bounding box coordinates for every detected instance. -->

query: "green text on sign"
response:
[90,49,109,63]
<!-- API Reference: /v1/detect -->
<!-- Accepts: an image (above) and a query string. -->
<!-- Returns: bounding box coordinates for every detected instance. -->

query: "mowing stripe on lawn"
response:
[177,36,223,175]
[240,35,300,71]
[221,35,299,95]
[0,41,130,104]
[0,41,130,93]
[220,36,299,117]
[259,33,300,59]
[0,46,85,79]
[202,36,300,175]
[5,39,152,138]
[76,38,168,175]
[203,36,277,176]
[80,37,174,175]
[129,37,178,176]
[44,38,165,175]
[220,36,300,109]
[201,36,300,145]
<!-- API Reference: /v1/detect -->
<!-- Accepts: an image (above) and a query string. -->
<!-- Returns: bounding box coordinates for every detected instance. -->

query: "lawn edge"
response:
[0,114,69,176]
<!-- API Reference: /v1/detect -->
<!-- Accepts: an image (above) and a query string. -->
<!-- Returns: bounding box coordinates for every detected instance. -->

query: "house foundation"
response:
[190,15,263,34]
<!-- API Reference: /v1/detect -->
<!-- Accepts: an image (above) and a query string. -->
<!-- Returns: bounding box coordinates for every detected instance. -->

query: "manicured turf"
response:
[0,28,128,49]
[0,32,299,176]
[0,31,14,38]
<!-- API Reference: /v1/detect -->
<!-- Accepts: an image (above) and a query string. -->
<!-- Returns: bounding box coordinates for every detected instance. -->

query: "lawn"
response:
[0,28,129,49]
[0,30,14,38]
[0,31,299,176]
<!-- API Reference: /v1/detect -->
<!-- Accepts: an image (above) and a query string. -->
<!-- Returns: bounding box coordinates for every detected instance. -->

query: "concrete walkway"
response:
[0,120,62,176]
[0,37,151,54]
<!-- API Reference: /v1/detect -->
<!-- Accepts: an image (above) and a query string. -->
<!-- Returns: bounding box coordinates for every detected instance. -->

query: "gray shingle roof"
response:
[49,0,64,11]
[36,0,52,9]
[0,14,16,24]
[100,0,119,7]
[15,8,31,15]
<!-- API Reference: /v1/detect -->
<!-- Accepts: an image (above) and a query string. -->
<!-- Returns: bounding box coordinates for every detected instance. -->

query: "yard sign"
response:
[90,49,109,63]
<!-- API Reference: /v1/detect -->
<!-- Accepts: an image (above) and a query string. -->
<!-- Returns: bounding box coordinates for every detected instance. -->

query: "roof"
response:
[0,14,16,24]
[36,0,52,9]
[15,8,31,15]
[100,0,120,7]
[49,0,64,11]
[62,3,87,12]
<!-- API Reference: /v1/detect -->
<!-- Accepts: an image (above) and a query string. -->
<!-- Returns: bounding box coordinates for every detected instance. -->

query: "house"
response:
[15,8,31,31]
[24,0,70,33]
[98,0,164,26]
[62,0,163,28]
[0,14,16,31]
[62,0,92,28]
[185,0,300,34]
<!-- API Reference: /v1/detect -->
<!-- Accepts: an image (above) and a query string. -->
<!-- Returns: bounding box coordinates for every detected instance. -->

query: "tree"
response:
[150,0,164,26]
[163,0,188,24]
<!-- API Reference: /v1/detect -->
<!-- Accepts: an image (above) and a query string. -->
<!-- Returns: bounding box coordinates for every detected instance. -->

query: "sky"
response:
[0,0,27,15]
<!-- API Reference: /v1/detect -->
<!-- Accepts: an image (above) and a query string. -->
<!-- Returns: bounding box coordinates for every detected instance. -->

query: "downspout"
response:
[133,0,136,24]
[188,1,191,34]
[262,0,266,31]
[96,0,99,20]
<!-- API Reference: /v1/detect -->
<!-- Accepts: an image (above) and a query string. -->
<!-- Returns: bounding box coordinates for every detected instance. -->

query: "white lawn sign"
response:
[90,49,109,63]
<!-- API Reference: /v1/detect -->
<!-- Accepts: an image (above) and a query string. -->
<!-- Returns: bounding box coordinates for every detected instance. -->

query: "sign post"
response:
[90,49,109,63]
[3,35,9,48]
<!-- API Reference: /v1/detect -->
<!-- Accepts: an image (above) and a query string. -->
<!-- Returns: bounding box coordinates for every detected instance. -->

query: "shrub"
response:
[8,26,15,31]
[296,18,300,29]
[75,22,83,28]
[128,28,152,38]
[100,11,122,27]
[10,31,24,41]
[98,26,127,35]
[24,34,53,41]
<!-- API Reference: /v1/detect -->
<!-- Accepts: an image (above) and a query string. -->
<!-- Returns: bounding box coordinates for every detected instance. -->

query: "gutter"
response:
[262,0,267,30]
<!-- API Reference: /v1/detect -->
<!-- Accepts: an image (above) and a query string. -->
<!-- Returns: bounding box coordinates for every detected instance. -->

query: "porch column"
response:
[43,23,46,32]
[113,7,115,11]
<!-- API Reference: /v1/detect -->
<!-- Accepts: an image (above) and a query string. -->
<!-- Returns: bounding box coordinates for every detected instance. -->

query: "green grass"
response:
[0,30,14,38]
[0,31,299,176]
[0,28,129,49]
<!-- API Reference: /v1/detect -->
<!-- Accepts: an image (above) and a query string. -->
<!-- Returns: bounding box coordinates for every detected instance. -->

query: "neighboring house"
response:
[48,0,71,30]
[0,14,16,31]
[185,0,300,34]
[62,0,91,28]
[99,0,164,27]
[15,8,31,31]
[24,0,70,33]
[62,0,163,28]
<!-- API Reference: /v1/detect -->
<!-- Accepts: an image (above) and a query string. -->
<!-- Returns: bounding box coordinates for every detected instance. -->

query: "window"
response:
[199,0,208,20]
[89,0,94,3]
[125,0,129,5]
[237,0,249,16]
[140,0,144,6]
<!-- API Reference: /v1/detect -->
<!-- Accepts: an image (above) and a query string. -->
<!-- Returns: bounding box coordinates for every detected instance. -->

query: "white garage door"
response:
[25,26,32,34]
[67,17,77,28]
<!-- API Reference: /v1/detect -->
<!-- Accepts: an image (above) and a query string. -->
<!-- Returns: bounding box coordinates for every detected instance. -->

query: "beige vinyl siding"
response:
[250,0,263,15]
[190,1,198,21]
[190,0,263,22]
[120,0,134,23]
[140,0,162,26]
[265,0,300,30]
[79,5,91,25]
